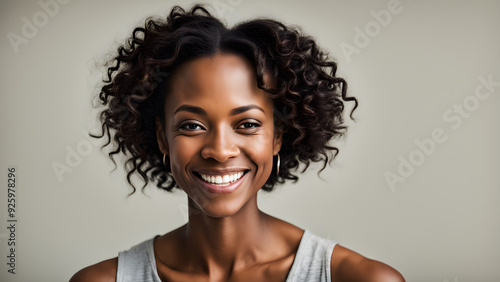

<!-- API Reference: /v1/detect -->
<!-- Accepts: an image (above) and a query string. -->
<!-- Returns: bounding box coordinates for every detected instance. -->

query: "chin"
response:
[192,196,250,219]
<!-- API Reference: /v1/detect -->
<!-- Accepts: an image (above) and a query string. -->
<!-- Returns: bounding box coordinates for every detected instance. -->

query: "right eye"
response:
[179,122,204,131]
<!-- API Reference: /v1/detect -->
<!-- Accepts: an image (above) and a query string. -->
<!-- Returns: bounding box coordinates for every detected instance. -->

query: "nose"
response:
[201,126,240,162]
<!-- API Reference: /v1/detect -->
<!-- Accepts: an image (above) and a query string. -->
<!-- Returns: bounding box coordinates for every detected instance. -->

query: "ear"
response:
[155,117,169,156]
[272,131,282,156]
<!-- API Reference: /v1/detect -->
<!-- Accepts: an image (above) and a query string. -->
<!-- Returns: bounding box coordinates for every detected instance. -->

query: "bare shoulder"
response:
[331,245,405,282]
[69,257,118,282]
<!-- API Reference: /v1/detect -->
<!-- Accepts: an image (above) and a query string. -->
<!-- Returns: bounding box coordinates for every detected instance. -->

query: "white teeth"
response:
[199,172,245,185]
[215,176,222,184]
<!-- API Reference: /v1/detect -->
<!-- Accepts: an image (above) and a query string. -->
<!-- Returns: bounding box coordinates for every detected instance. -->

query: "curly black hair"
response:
[91,4,357,194]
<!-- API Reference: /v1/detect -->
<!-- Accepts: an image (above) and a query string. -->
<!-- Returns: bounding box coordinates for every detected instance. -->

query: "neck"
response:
[183,195,272,277]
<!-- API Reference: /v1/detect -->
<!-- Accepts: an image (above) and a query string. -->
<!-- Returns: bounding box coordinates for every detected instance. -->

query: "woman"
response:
[71,4,405,281]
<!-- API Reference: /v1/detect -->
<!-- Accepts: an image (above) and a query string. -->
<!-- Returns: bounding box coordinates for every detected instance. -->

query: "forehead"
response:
[165,53,273,112]
[171,54,254,94]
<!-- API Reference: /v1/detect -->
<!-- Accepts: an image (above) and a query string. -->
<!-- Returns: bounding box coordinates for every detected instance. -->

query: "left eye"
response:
[238,122,260,129]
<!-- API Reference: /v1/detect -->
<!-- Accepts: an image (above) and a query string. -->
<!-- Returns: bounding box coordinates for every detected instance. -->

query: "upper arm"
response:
[69,257,118,282]
[330,245,405,282]
[361,259,405,282]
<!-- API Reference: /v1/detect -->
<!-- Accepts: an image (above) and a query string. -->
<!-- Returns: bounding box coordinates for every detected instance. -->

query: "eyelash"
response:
[237,122,261,129]
[180,123,204,131]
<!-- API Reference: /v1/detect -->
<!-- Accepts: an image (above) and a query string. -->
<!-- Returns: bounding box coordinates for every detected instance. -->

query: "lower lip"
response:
[195,173,246,194]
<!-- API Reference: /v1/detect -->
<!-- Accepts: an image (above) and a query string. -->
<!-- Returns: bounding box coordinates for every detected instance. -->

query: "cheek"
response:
[240,133,276,183]
[168,137,200,184]
[244,137,273,162]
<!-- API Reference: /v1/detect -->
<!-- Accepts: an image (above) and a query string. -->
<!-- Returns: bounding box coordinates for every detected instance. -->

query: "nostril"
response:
[200,142,240,162]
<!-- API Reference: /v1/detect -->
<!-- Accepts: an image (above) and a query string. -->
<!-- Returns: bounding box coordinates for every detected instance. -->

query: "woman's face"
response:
[156,53,281,218]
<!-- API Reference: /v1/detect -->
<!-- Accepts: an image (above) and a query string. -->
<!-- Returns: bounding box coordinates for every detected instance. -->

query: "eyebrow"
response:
[173,104,265,116]
[230,104,265,116]
[174,105,207,116]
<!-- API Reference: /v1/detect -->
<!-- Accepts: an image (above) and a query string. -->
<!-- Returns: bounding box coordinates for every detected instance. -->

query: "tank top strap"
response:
[116,236,161,282]
[285,229,338,282]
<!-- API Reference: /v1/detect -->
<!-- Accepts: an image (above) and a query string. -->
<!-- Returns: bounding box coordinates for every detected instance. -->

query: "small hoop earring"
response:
[276,154,280,176]
[163,153,166,166]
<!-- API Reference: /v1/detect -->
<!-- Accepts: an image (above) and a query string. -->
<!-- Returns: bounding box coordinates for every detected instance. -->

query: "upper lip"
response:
[194,168,249,175]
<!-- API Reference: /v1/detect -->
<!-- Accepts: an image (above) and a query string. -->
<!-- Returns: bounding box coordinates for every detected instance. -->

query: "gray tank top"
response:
[116,229,337,282]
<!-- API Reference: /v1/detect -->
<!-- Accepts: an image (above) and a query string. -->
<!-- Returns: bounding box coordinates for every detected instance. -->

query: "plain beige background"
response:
[1,0,499,281]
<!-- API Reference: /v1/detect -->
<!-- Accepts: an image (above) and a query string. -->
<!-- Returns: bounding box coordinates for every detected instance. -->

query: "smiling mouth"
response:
[194,171,248,186]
